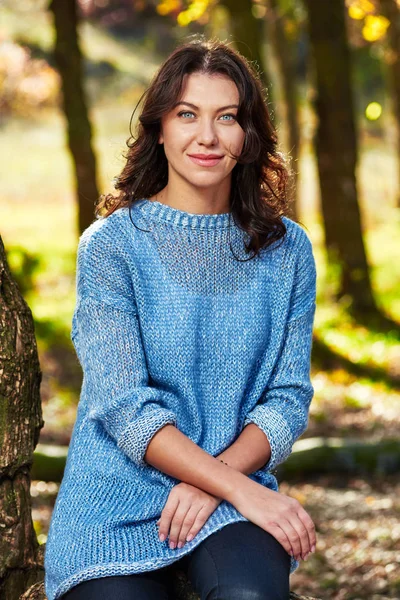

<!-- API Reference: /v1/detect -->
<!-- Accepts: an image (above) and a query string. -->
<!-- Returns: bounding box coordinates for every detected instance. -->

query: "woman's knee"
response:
[187,522,290,600]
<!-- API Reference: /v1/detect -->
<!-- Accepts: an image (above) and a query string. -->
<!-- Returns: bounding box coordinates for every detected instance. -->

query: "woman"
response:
[45,36,317,600]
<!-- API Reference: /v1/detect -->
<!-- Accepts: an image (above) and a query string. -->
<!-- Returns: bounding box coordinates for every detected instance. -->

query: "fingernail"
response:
[159,534,165,542]
[177,541,184,548]
[304,553,309,561]
[169,541,175,549]
[186,533,194,542]
[311,544,316,553]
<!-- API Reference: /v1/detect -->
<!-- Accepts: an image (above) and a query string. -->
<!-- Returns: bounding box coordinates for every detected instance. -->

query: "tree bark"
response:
[221,0,276,109]
[379,0,400,207]
[49,0,100,235]
[304,0,377,316]
[0,236,44,600]
[266,0,301,221]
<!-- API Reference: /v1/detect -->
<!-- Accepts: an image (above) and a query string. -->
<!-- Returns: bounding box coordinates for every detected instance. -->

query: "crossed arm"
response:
[144,422,272,504]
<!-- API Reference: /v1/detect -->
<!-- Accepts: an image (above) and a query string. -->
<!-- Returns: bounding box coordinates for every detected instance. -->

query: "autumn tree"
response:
[304,0,379,318]
[49,0,100,235]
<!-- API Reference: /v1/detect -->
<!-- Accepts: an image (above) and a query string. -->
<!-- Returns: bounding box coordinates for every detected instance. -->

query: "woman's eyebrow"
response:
[172,101,239,111]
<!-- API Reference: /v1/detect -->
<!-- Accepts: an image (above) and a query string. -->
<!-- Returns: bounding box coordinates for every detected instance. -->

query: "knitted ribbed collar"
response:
[133,198,233,230]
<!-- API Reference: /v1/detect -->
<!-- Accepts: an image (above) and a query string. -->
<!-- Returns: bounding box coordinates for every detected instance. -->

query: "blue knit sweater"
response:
[44,198,317,600]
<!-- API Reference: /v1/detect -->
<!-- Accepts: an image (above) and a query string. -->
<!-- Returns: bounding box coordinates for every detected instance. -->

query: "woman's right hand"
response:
[230,477,316,561]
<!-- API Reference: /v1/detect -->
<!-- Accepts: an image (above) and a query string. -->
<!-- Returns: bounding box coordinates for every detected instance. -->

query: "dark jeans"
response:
[61,521,291,600]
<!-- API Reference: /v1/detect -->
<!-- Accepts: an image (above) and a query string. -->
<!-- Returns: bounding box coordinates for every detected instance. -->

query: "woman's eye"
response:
[219,114,236,121]
[177,111,195,118]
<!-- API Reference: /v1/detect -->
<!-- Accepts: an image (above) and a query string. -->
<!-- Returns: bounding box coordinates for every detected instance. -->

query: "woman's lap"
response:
[60,521,291,600]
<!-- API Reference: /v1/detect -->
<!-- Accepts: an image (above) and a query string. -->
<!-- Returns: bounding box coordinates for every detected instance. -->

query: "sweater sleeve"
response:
[71,221,178,468]
[243,230,317,473]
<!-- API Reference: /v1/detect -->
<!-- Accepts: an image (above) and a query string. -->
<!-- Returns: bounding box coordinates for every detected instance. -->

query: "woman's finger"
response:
[158,495,179,543]
[276,518,303,559]
[168,501,191,548]
[297,504,317,552]
[184,503,216,542]
[286,513,310,559]
[175,505,202,547]
[263,521,294,557]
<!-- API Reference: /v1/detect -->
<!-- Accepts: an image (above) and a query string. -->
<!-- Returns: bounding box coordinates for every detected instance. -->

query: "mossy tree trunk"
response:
[304,0,378,317]
[0,236,44,600]
[49,0,100,235]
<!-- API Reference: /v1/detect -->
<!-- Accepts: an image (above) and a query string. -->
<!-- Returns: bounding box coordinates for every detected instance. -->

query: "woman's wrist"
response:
[216,461,250,505]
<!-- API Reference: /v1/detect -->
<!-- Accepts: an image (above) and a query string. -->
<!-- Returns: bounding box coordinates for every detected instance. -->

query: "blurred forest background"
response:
[0,0,399,598]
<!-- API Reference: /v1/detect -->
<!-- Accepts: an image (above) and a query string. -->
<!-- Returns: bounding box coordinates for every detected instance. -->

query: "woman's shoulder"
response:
[281,216,314,252]
[77,207,135,259]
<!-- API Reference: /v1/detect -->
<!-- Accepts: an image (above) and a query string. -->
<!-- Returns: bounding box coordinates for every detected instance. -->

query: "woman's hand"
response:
[231,477,316,561]
[157,482,222,549]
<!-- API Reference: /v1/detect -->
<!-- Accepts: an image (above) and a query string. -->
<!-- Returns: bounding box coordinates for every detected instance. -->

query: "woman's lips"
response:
[188,155,223,167]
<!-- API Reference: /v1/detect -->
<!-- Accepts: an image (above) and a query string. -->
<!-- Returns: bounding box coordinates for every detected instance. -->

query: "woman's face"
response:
[158,72,245,190]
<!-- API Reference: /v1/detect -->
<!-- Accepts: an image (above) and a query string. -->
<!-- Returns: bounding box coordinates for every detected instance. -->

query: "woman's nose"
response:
[196,120,218,145]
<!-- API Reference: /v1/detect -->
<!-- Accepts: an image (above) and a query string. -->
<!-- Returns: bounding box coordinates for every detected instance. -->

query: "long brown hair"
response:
[95,35,294,257]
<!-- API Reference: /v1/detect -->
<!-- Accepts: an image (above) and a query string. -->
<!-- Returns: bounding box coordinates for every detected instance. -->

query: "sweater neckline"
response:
[135,198,233,229]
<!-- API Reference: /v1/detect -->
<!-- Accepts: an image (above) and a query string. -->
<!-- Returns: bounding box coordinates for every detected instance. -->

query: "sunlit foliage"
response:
[0,40,60,116]
[365,101,382,120]
[363,14,390,41]
[156,0,214,25]
[347,0,391,42]
[348,0,376,20]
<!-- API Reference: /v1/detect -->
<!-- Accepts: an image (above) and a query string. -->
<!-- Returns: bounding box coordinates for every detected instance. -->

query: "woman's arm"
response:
[239,230,317,474]
[217,229,317,476]
[144,424,248,502]
[215,423,272,475]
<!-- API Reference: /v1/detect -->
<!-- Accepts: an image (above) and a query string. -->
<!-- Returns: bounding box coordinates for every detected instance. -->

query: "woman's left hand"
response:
[157,482,223,549]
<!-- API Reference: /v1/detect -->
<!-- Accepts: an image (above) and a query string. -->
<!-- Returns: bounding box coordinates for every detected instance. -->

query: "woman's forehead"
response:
[177,72,240,104]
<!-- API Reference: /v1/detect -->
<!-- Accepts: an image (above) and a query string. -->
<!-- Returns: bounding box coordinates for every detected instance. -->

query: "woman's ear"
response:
[158,129,164,144]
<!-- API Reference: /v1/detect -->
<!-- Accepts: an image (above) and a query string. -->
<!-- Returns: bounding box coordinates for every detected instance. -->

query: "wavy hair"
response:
[95,35,294,258]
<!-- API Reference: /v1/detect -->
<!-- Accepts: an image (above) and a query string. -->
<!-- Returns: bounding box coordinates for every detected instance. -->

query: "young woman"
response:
[45,36,317,600]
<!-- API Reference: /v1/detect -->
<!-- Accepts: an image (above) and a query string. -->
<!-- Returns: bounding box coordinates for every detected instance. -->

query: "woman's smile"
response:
[187,154,224,167]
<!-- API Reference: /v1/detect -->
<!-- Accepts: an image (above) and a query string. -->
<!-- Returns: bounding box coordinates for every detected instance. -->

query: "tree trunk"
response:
[0,236,44,600]
[380,0,400,208]
[221,0,276,109]
[304,0,378,317]
[266,0,301,221]
[49,0,100,235]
